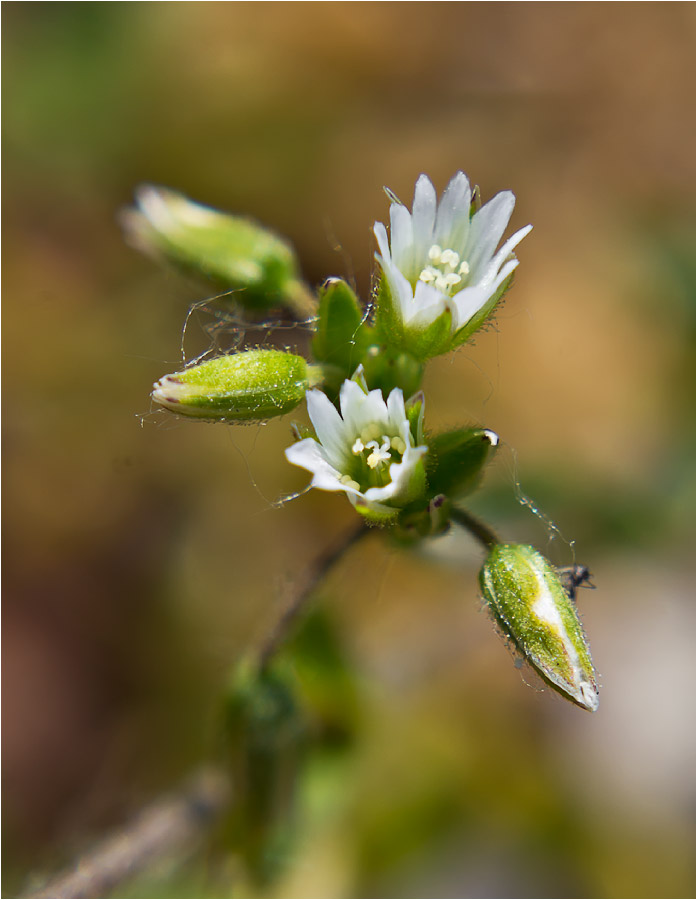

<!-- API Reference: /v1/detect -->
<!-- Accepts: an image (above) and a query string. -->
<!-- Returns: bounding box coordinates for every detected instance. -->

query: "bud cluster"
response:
[124,173,598,710]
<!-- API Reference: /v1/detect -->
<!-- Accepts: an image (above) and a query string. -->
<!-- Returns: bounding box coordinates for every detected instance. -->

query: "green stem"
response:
[450,506,500,551]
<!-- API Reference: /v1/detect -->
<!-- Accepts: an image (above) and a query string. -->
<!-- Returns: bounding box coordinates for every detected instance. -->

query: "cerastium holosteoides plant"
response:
[122,174,599,885]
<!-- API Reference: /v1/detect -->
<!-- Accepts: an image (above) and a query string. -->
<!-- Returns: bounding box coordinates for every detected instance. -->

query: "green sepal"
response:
[373,275,453,361]
[152,349,320,421]
[352,501,399,526]
[311,278,371,386]
[470,184,482,215]
[122,186,316,318]
[405,391,425,445]
[426,426,499,499]
[361,343,425,398]
[479,544,599,712]
[393,494,452,544]
[449,271,514,349]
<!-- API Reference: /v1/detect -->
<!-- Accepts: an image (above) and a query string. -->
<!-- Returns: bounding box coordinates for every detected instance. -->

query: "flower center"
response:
[339,423,408,491]
[418,244,470,296]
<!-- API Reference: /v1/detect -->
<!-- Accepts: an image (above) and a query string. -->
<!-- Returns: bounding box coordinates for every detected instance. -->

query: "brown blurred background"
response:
[3,3,694,897]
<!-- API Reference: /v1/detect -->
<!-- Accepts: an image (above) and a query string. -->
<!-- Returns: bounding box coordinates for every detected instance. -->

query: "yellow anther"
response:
[361,424,381,443]
[440,248,460,269]
[458,260,470,276]
[352,438,365,454]
[390,436,407,454]
[428,244,443,263]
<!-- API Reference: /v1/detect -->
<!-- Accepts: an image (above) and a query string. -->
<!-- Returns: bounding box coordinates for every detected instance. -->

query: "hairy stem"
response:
[450,506,500,550]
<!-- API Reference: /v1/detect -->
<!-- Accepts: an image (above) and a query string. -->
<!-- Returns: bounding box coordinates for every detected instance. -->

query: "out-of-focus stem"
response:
[22,768,231,900]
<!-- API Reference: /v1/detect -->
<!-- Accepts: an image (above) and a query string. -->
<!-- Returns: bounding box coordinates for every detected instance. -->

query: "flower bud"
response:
[311,278,371,386]
[427,427,499,499]
[479,544,599,711]
[152,350,321,422]
[121,185,315,318]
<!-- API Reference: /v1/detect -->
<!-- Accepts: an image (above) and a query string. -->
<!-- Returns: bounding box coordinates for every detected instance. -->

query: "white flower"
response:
[285,373,428,521]
[374,172,532,349]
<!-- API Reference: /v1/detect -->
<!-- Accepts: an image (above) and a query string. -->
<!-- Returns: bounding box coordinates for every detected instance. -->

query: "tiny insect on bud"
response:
[556,564,594,601]
[152,350,322,422]
[479,543,599,712]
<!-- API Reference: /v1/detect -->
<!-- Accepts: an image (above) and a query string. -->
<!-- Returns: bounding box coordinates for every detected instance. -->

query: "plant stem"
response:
[22,768,231,900]
[450,506,499,551]
[257,518,370,669]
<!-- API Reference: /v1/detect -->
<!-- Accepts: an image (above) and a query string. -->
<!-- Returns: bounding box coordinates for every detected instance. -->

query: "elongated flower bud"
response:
[479,543,599,711]
[152,350,322,422]
[121,186,316,318]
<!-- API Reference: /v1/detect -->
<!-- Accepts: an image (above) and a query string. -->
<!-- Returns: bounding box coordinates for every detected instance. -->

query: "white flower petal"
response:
[284,439,347,492]
[373,222,390,261]
[340,381,389,435]
[435,171,471,251]
[306,389,348,468]
[483,223,533,281]
[406,280,448,328]
[380,256,419,322]
[451,258,519,328]
[364,444,427,503]
[466,190,515,278]
[390,202,414,273]
[386,388,407,435]
[411,174,437,261]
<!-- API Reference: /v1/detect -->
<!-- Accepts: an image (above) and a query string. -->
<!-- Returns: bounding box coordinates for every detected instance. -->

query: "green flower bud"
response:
[479,544,599,712]
[152,349,322,422]
[311,278,371,389]
[427,427,499,499]
[121,186,316,318]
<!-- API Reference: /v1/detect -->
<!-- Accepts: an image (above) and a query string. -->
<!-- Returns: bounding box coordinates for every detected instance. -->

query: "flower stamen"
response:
[365,436,392,469]
[419,244,469,296]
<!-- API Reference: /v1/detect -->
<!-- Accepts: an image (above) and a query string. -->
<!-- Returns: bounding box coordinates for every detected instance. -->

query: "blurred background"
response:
[3,3,694,897]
